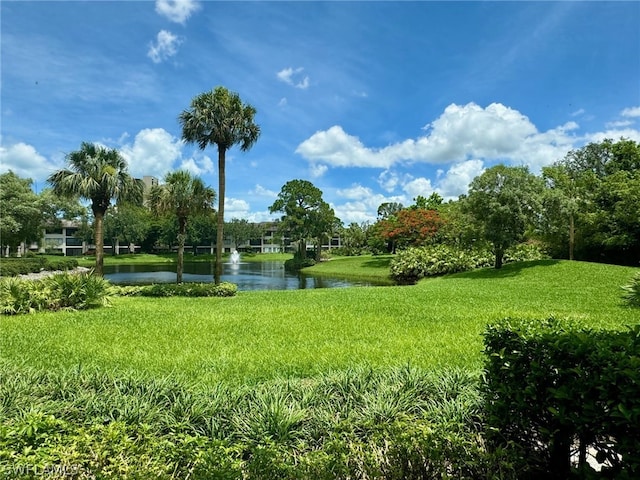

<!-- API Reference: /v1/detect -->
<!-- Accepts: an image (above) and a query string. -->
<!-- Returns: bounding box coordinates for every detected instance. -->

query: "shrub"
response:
[390,244,493,282]
[0,257,47,277]
[622,272,640,307]
[0,272,111,315]
[43,271,111,310]
[502,241,549,264]
[390,243,548,283]
[0,257,78,277]
[0,277,52,314]
[284,257,315,271]
[45,258,79,271]
[136,282,237,298]
[483,317,640,478]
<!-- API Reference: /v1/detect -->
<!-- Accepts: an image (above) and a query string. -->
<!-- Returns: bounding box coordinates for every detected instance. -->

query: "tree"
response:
[541,164,583,260]
[47,143,143,275]
[148,170,215,283]
[0,171,42,254]
[104,204,151,254]
[411,194,444,210]
[188,211,218,255]
[377,202,404,220]
[543,138,640,264]
[269,179,335,260]
[378,208,444,250]
[308,201,341,261]
[179,86,260,282]
[465,165,543,269]
[225,218,263,251]
[38,187,86,226]
[339,222,371,255]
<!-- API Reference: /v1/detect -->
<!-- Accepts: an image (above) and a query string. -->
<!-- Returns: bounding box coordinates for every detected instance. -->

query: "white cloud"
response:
[334,184,405,223]
[586,128,640,144]
[378,170,401,192]
[296,102,584,174]
[571,108,585,117]
[278,97,288,107]
[434,160,485,200]
[621,106,640,118]
[250,184,278,198]
[224,197,250,221]
[148,30,182,63]
[0,142,57,183]
[179,155,214,177]
[119,128,183,178]
[402,177,434,200]
[276,67,310,89]
[155,0,200,24]
[310,163,328,178]
[606,120,633,128]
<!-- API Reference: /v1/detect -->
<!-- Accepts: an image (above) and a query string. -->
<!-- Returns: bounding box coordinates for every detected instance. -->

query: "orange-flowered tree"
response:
[378,208,445,251]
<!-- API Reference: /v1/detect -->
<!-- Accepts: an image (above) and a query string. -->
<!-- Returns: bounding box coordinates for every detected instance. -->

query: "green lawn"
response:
[304,254,395,281]
[2,260,638,386]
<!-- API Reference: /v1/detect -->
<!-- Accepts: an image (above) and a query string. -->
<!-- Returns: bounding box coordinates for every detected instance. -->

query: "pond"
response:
[103,261,391,291]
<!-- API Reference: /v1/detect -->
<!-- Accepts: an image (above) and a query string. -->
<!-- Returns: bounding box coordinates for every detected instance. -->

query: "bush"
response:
[0,257,78,277]
[284,257,315,271]
[390,243,548,283]
[483,317,640,478]
[116,282,238,298]
[622,272,640,307]
[0,272,111,315]
[45,258,79,271]
[0,257,47,277]
[390,244,493,282]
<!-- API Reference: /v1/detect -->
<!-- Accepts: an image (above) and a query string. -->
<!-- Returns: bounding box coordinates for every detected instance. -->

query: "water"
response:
[103,261,390,291]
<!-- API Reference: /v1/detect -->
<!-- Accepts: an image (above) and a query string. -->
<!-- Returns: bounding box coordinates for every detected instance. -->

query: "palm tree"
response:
[147,170,215,283]
[179,86,260,283]
[47,142,143,276]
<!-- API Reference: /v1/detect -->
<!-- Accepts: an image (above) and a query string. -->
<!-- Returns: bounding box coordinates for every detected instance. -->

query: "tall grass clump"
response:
[622,272,640,307]
[0,271,111,315]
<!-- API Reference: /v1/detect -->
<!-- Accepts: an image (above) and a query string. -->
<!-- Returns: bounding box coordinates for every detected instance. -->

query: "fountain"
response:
[230,250,240,264]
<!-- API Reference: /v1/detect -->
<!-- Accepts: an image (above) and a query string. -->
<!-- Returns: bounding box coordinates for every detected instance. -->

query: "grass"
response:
[305,254,395,281]
[1,260,638,386]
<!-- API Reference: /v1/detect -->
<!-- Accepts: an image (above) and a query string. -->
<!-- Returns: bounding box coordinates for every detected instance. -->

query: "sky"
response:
[1,1,639,225]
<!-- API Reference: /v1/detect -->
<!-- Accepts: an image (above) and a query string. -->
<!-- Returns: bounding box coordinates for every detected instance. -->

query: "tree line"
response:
[2,121,638,278]
[338,137,640,268]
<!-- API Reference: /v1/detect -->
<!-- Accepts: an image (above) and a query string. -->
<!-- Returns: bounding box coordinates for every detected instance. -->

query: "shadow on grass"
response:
[361,256,393,269]
[444,259,560,279]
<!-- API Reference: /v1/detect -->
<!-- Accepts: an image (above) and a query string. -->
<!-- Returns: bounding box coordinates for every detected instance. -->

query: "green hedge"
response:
[113,282,237,298]
[483,318,640,479]
[0,257,79,277]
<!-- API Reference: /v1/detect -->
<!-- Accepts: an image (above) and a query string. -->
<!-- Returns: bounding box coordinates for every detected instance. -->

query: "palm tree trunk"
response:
[569,212,575,261]
[94,210,105,276]
[177,220,186,284]
[215,147,226,284]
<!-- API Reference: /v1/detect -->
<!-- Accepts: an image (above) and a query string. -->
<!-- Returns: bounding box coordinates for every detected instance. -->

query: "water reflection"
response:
[103,261,390,291]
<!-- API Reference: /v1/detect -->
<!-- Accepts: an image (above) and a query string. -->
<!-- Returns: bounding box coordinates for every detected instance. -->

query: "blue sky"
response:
[2,1,639,224]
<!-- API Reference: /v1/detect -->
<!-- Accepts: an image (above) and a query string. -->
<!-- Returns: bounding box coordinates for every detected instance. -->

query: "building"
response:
[28,219,342,257]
